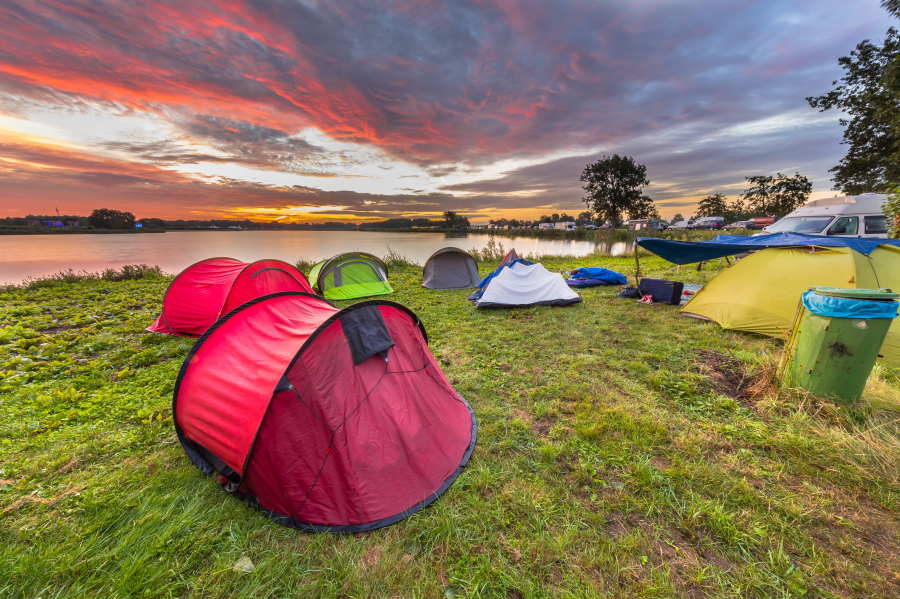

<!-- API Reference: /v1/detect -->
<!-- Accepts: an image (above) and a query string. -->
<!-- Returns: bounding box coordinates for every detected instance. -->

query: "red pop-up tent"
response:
[172,292,477,532]
[148,258,313,337]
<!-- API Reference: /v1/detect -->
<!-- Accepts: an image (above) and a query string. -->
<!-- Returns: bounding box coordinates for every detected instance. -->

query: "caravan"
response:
[761,193,889,238]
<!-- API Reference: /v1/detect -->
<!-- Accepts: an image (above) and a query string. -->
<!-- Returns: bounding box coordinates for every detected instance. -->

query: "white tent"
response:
[474,262,582,308]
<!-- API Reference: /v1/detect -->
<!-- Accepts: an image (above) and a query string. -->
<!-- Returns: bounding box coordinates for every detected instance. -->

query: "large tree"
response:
[580,155,651,225]
[88,208,135,229]
[626,194,658,220]
[740,173,812,217]
[806,28,900,193]
[442,211,469,227]
[695,193,728,217]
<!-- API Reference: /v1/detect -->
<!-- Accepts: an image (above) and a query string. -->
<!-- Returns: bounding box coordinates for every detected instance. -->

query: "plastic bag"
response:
[616,286,641,299]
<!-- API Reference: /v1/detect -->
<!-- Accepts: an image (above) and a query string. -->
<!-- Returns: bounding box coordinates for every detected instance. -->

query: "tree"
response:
[138,217,166,229]
[696,193,728,217]
[719,197,748,223]
[89,208,135,229]
[551,213,560,223]
[580,155,650,225]
[538,214,552,223]
[806,28,900,193]
[740,173,812,217]
[884,0,900,18]
[670,213,684,225]
[442,211,469,227]
[559,212,572,223]
[626,194,658,220]
[884,185,900,239]
[576,211,593,225]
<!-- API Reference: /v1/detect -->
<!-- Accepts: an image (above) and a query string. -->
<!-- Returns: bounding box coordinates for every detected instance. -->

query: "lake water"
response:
[0,230,629,284]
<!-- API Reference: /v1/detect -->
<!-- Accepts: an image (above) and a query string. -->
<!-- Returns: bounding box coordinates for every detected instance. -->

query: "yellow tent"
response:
[680,245,900,367]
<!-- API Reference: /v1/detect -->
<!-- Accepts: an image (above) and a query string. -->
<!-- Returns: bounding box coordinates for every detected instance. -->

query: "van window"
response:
[828,216,858,235]
[864,215,887,234]
[766,216,833,233]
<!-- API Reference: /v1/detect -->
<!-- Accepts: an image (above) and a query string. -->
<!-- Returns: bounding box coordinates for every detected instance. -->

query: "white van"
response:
[761,193,889,238]
[538,222,553,230]
[555,221,576,231]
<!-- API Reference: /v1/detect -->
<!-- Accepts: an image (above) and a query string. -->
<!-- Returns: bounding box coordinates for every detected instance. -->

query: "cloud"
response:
[0,0,889,218]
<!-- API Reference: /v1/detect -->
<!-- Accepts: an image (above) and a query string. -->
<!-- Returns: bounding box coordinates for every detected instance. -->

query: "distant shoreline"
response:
[0,229,166,236]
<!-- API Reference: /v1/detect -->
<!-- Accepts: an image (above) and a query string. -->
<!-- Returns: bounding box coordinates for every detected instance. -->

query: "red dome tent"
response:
[173,292,477,532]
[148,258,313,337]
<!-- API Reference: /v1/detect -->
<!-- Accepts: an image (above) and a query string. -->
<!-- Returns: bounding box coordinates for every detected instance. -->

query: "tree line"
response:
[578,155,813,225]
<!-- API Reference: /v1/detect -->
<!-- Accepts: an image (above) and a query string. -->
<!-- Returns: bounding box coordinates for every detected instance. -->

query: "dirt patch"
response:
[360,545,381,570]
[696,350,754,400]
[530,414,556,437]
[3,487,84,513]
[828,341,852,358]
[615,323,630,332]
[604,512,629,538]
[650,456,671,471]
[55,459,78,475]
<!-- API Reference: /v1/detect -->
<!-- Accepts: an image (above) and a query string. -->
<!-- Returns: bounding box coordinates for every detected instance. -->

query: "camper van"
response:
[761,193,889,238]
[555,221,576,231]
[538,222,554,230]
[628,219,665,231]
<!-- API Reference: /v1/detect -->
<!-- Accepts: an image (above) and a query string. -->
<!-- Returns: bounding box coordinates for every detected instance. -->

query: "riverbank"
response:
[2,253,899,597]
[0,228,166,235]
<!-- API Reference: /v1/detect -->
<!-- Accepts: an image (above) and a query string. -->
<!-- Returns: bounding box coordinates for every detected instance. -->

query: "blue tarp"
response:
[635,233,900,265]
[469,259,532,301]
[567,267,627,285]
[802,291,899,320]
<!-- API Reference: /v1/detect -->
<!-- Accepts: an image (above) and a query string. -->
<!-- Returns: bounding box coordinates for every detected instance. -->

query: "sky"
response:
[0,0,893,223]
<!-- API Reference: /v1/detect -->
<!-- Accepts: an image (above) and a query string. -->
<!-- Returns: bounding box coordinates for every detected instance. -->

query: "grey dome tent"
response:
[422,247,480,289]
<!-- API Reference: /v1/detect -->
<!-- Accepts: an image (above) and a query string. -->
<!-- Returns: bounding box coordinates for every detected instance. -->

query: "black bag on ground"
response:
[616,286,641,299]
[638,278,684,305]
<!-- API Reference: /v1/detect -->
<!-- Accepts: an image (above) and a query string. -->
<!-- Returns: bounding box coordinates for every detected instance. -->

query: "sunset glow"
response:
[0,0,890,221]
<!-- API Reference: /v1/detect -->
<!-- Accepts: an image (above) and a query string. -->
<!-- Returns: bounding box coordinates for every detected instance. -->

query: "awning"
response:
[635,233,900,265]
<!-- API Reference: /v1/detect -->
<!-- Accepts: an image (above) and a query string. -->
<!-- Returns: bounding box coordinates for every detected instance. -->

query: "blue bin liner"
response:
[802,291,899,320]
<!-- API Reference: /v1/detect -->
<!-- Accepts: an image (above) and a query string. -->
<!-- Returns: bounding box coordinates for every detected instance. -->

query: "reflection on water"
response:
[0,230,631,284]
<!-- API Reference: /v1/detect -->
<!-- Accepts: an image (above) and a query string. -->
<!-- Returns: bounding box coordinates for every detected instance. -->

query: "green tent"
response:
[308,252,393,300]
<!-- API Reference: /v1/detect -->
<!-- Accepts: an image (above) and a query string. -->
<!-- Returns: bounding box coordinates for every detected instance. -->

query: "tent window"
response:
[865,216,887,235]
[828,217,858,236]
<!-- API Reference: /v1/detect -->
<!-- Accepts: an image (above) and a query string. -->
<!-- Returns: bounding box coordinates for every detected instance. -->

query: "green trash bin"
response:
[779,287,899,403]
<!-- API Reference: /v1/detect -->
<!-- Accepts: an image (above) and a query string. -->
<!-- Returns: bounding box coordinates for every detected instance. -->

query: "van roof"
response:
[789,193,887,217]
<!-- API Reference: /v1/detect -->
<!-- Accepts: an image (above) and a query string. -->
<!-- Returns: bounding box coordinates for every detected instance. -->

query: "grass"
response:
[2,251,900,597]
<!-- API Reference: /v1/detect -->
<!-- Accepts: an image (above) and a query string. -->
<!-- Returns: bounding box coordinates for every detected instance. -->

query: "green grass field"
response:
[2,249,900,598]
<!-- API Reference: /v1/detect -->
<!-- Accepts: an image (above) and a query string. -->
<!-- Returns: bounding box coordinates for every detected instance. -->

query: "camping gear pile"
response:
[308,252,393,300]
[565,267,627,288]
[147,258,313,337]
[635,233,900,366]
[468,248,582,309]
[637,278,684,305]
